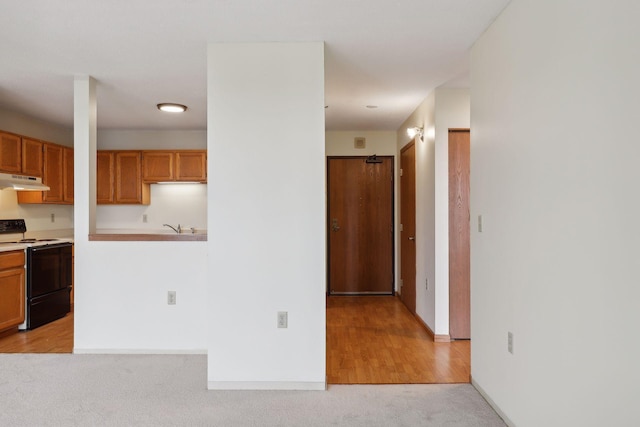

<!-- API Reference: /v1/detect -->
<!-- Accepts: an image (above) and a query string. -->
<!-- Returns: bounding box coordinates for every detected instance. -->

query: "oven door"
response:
[27,243,72,298]
[26,243,72,329]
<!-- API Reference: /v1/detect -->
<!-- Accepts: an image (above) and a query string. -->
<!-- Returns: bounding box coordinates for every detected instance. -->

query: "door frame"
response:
[399,141,416,313]
[326,155,395,295]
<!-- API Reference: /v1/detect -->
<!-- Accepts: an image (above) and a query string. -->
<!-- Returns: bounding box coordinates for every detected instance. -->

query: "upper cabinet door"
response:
[63,147,74,203]
[142,151,174,182]
[42,143,64,202]
[115,151,149,204]
[176,151,206,182]
[0,132,22,174]
[21,138,43,177]
[96,151,115,204]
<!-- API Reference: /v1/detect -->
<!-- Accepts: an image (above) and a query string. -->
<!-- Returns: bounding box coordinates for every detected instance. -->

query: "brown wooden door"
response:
[176,151,207,182]
[0,132,22,173]
[63,147,74,203]
[96,151,114,204]
[22,138,43,177]
[327,156,394,294]
[115,152,143,203]
[42,143,64,203]
[142,151,174,182]
[400,142,416,313]
[449,129,470,339]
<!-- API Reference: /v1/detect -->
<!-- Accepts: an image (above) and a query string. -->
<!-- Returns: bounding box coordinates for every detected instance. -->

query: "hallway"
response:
[327,296,470,384]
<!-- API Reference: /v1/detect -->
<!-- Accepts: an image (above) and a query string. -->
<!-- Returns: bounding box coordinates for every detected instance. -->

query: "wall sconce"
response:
[407,126,424,141]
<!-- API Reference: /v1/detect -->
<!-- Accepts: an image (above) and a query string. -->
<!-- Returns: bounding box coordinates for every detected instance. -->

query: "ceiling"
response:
[0,0,510,131]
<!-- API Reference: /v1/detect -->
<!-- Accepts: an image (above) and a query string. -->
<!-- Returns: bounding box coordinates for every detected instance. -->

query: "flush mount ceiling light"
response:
[157,103,187,113]
[407,126,424,141]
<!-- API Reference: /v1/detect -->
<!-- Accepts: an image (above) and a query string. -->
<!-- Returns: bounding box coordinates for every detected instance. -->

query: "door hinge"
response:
[400,279,403,289]
[400,223,403,232]
[400,168,403,177]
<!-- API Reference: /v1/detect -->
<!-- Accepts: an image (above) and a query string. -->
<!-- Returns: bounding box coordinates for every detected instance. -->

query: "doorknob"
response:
[408,236,415,241]
[331,218,341,232]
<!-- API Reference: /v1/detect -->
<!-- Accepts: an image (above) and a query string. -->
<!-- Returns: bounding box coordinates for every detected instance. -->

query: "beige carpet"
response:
[0,354,505,426]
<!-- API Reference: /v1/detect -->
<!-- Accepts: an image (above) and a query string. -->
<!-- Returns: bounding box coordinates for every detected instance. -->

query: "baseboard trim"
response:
[208,381,326,391]
[413,313,451,342]
[73,349,207,355]
[435,334,451,343]
[471,377,515,427]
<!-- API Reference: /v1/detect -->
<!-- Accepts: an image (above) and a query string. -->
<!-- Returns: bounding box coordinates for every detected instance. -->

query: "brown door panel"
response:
[328,157,394,294]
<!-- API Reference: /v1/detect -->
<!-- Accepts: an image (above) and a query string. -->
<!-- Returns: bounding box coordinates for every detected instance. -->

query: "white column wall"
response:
[207,43,326,390]
[470,0,640,425]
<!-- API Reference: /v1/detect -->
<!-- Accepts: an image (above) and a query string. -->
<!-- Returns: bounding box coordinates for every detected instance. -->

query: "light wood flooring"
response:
[327,296,470,384]
[1,297,470,385]
[0,312,73,353]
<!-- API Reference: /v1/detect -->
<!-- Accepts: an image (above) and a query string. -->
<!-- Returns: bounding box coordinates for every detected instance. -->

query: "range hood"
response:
[0,172,50,191]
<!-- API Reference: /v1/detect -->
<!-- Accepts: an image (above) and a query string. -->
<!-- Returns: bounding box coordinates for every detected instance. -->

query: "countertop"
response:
[89,229,207,242]
[89,233,206,242]
[0,237,74,253]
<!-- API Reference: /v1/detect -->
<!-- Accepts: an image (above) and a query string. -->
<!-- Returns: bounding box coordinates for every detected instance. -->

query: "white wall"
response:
[97,130,206,150]
[74,77,208,354]
[470,0,640,425]
[207,42,325,390]
[0,190,73,231]
[396,88,469,337]
[326,131,396,156]
[96,184,206,231]
[0,107,73,147]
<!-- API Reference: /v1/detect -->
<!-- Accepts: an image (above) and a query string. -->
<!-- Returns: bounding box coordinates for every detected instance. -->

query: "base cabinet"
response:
[0,251,25,333]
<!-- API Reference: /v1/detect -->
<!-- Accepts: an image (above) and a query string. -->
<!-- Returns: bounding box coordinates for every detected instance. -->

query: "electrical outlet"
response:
[277,311,288,328]
[50,213,55,223]
[143,214,148,223]
[508,331,513,354]
[167,291,176,305]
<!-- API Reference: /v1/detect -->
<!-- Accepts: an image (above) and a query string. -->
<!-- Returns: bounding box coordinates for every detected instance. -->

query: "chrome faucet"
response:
[163,224,181,234]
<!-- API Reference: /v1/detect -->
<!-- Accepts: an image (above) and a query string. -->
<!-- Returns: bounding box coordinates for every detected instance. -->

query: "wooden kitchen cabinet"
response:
[63,147,74,203]
[21,137,43,177]
[176,151,207,181]
[97,151,114,203]
[0,131,22,174]
[42,143,64,202]
[142,150,206,183]
[142,151,173,182]
[17,142,71,205]
[0,250,25,333]
[97,151,150,205]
